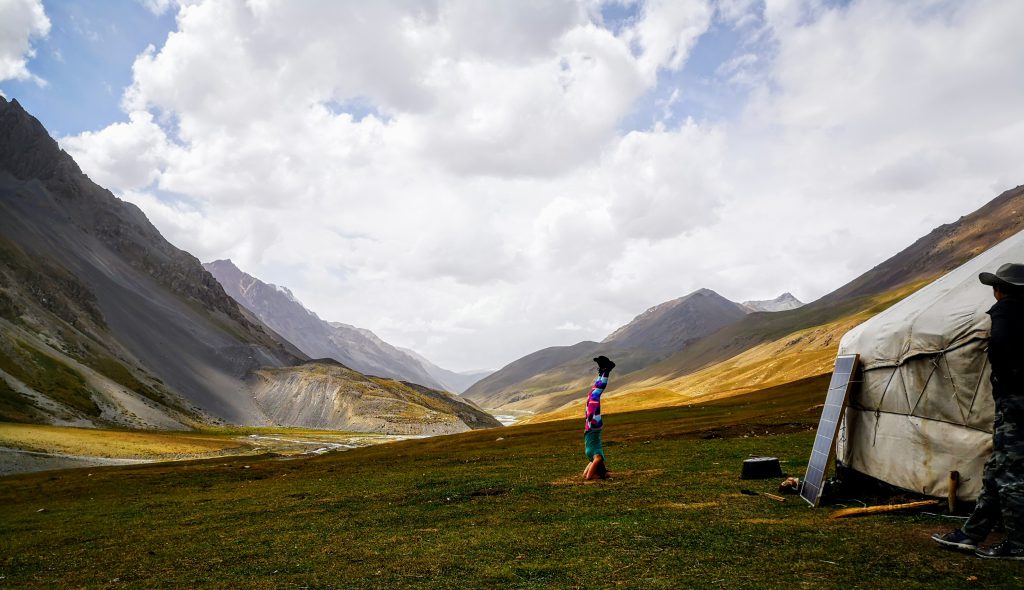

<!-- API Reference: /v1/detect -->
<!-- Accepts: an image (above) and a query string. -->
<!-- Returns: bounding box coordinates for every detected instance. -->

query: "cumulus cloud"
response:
[61,111,176,190]
[58,0,1024,371]
[0,0,50,85]
[606,122,726,240]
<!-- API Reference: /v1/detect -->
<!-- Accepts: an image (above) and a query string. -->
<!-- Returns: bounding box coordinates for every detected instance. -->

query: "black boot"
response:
[593,356,616,376]
[975,540,1024,560]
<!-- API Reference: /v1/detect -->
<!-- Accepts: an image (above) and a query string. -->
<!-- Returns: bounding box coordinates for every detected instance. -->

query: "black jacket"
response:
[988,296,1024,399]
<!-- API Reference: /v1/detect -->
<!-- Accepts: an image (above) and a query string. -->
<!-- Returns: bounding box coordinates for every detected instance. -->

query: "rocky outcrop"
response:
[253,361,501,434]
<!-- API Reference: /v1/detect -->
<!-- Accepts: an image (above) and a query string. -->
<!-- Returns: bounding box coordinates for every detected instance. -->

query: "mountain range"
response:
[396,347,494,394]
[204,259,456,391]
[3,94,1022,438]
[464,288,796,412]
[485,184,1024,423]
[0,97,498,434]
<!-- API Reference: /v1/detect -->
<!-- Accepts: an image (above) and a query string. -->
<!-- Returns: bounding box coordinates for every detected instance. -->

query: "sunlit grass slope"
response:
[2,376,1020,589]
[0,423,393,463]
[0,423,247,459]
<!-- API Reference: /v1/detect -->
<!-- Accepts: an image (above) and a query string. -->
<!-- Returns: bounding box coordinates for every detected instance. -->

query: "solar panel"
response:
[800,354,859,507]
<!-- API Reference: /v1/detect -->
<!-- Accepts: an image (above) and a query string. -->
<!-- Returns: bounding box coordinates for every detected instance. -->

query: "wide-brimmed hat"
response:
[979,263,1024,288]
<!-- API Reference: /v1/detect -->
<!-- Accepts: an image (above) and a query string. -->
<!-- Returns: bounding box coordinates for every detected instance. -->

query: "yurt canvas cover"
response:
[836,229,1024,500]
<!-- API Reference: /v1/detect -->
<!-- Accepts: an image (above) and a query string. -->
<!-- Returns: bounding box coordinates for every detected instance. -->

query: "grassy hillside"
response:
[1,377,1020,589]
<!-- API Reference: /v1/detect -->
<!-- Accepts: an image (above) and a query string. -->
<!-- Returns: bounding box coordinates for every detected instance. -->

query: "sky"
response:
[2,0,1023,372]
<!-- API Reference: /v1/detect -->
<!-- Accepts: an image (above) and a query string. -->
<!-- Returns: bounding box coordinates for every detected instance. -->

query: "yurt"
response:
[835,230,1024,500]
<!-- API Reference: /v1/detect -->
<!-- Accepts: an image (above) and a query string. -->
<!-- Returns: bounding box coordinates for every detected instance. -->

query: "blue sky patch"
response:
[0,0,175,137]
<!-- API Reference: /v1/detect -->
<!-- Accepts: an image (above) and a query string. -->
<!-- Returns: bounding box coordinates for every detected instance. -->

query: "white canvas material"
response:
[836,229,1024,500]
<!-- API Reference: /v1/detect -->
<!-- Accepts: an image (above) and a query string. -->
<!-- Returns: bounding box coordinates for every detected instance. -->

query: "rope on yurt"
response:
[937,351,970,425]
[909,354,941,416]
[872,365,902,446]
[964,355,990,426]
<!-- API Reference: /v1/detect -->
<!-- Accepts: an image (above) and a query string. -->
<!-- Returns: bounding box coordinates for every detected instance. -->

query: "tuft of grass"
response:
[84,354,166,406]
[0,378,37,423]
[1,377,1021,589]
[0,341,99,417]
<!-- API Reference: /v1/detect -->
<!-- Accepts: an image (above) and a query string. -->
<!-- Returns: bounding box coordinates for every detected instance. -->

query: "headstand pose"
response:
[583,355,615,480]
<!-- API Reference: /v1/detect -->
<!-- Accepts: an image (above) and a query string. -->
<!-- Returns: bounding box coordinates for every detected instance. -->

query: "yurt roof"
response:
[839,229,1024,370]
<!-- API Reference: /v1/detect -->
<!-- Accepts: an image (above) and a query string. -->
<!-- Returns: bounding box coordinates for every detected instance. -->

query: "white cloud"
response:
[625,0,714,79]
[606,122,726,240]
[139,0,177,16]
[58,0,1024,371]
[0,0,50,85]
[60,111,176,190]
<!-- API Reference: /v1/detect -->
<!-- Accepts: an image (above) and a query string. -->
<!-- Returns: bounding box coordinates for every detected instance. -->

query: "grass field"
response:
[1,376,1021,589]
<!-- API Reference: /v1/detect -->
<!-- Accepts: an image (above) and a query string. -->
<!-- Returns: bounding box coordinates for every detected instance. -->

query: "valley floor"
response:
[0,423,414,476]
[1,377,1021,589]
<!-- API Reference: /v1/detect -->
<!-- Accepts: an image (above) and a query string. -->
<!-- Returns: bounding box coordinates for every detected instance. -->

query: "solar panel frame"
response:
[800,354,860,507]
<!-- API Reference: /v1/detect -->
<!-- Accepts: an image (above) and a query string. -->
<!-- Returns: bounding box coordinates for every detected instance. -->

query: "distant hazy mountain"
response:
[603,288,750,352]
[204,259,446,390]
[398,347,493,394]
[464,288,748,412]
[742,292,804,313]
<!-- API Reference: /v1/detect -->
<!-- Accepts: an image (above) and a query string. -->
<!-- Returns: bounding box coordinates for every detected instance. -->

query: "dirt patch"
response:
[742,518,785,525]
[550,468,664,486]
[687,422,817,440]
[653,501,719,510]
[469,486,508,497]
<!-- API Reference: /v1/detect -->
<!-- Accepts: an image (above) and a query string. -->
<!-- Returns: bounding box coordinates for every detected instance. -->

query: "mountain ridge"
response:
[742,292,804,313]
[1,96,305,426]
[204,259,447,390]
[397,347,494,394]
[463,287,750,412]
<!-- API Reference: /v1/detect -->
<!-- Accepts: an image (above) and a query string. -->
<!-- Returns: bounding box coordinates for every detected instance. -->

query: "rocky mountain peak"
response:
[602,287,749,352]
[742,292,805,313]
[0,96,82,184]
[205,261,447,390]
[205,259,244,284]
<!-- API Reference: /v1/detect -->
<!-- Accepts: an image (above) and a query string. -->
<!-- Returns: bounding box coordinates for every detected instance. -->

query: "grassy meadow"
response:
[2,375,1022,589]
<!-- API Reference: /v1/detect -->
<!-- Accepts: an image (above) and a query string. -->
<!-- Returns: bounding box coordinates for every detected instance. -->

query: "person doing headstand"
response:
[583,355,615,480]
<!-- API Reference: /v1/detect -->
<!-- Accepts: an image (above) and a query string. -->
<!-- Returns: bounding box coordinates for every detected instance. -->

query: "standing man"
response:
[933,263,1024,559]
[583,355,615,480]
